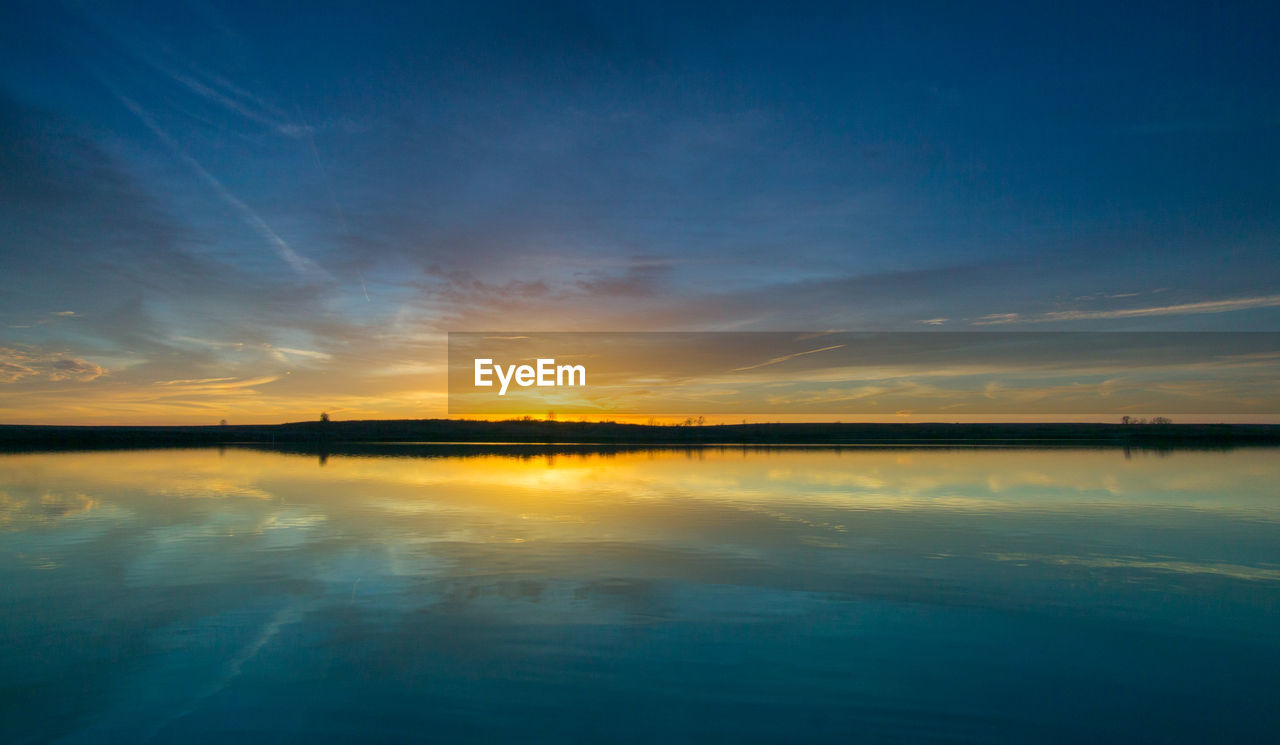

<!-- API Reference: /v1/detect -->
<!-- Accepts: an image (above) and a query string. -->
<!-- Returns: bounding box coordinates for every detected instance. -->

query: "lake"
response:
[2,446,1278,743]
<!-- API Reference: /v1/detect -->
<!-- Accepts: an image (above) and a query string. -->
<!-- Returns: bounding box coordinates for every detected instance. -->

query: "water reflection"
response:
[2,447,1278,743]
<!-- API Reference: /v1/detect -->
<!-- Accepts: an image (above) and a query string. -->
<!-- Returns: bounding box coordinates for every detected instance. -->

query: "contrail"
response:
[113,93,330,283]
[298,106,368,301]
[304,122,348,233]
[732,344,846,372]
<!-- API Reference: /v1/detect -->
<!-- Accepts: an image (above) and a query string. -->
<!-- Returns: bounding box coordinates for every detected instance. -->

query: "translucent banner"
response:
[447,332,1280,416]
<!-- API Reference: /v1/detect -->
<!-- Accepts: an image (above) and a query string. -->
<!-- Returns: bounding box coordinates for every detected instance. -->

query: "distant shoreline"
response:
[2,420,1279,452]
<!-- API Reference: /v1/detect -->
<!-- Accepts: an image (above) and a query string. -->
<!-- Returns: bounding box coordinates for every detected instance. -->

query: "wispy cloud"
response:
[973,313,1021,326]
[974,295,1280,325]
[1039,295,1280,321]
[271,347,332,362]
[154,61,309,138]
[71,3,309,139]
[0,347,106,383]
[171,336,331,364]
[731,344,845,372]
[112,92,330,284]
[157,377,238,386]
[151,375,281,391]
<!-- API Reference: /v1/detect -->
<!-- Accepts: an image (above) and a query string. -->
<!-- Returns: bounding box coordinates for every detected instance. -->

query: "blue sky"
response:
[0,0,1277,422]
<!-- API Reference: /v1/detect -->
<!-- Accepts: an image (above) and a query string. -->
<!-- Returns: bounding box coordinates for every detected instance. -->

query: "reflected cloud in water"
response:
[1,447,1278,742]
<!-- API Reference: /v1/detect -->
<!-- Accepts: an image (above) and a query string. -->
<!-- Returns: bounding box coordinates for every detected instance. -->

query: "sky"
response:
[0,0,1277,424]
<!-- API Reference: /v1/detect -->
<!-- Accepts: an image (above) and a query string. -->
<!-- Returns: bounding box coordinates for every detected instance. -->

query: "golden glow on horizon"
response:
[2,350,1277,425]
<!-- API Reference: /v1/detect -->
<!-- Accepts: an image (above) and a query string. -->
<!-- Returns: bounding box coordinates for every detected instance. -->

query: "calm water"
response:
[2,447,1278,744]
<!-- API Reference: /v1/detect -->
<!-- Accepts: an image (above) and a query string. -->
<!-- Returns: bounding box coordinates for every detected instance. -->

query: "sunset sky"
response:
[1,1,1277,423]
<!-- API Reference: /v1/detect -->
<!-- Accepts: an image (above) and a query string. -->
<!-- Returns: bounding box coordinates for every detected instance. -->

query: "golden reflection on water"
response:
[2,447,1278,582]
[3,447,1278,523]
[3,447,1279,744]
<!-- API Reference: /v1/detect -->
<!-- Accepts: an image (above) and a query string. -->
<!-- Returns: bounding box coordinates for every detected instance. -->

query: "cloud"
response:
[0,347,106,382]
[169,337,332,365]
[153,61,309,139]
[974,295,1280,325]
[63,0,311,140]
[973,313,1021,326]
[0,94,259,345]
[157,377,238,386]
[151,375,281,392]
[1039,295,1280,321]
[49,358,108,381]
[112,93,331,284]
[0,359,36,383]
[271,347,332,361]
[731,344,846,372]
[573,260,673,297]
